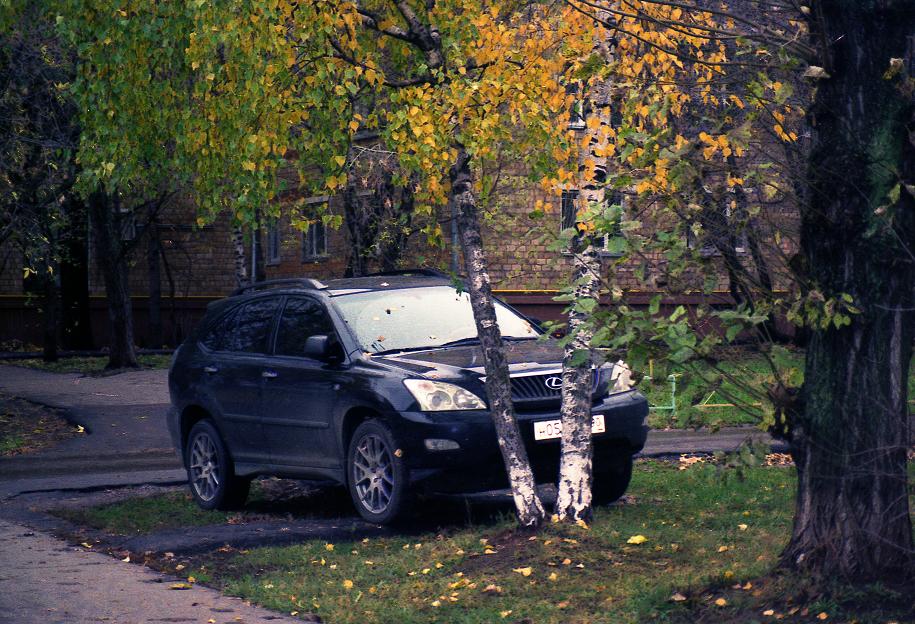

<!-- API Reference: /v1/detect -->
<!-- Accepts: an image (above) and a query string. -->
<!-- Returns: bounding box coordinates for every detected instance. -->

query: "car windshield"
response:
[333,286,539,353]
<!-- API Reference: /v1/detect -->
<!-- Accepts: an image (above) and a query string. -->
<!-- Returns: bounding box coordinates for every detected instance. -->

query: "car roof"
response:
[325,272,452,295]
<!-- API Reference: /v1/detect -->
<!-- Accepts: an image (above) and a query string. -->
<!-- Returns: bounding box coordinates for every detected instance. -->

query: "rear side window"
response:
[224,297,281,353]
[200,308,237,352]
[275,297,335,357]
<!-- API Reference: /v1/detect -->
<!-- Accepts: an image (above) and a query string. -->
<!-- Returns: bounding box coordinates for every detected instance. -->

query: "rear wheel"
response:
[185,420,250,510]
[592,457,633,506]
[347,420,409,524]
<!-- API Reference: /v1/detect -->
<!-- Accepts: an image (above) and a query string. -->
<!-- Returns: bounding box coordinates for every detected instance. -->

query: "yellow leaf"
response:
[325,543,334,551]
[738,523,748,531]
[718,546,729,552]
[342,579,354,589]
[242,161,256,172]
[512,567,532,577]
[499,610,512,618]
[431,600,441,607]
[349,120,360,133]
[670,593,687,602]
[715,598,727,607]
[170,583,192,590]
[548,572,558,581]
[817,614,828,621]
[626,535,648,545]
[334,156,346,167]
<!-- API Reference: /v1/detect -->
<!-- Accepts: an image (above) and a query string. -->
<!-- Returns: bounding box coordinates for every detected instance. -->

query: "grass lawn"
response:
[9,353,172,374]
[62,461,915,624]
[640,347,915,430]
[0,394,78,455]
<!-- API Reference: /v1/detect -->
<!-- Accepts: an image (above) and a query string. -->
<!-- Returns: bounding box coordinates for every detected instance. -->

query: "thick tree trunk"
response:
[555,236,601,522]
[88,191,138,369]
[146,215,163,348]
[451,147,545,527]
[781,0,915,582]
[40,263,60,363]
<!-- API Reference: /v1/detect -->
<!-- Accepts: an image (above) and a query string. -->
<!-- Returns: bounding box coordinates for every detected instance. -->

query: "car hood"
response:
[373,339,564,380]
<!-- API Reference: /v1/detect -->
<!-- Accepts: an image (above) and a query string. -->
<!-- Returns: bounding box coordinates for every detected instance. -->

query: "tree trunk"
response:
[146,214,163,348]
[451,146,545,527]
[231,225,248,288]
[555,236,601,522]
[40,261,60,363]
[781,0,915,582]
[88,190,138,369]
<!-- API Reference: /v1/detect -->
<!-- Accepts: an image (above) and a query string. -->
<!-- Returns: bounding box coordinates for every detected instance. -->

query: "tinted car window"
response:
[222,297,281,353]
[275,297,335,357]
[200,307,238,352]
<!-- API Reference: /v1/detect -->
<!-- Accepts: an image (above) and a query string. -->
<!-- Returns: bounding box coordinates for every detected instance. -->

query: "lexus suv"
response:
[167,271,649,523]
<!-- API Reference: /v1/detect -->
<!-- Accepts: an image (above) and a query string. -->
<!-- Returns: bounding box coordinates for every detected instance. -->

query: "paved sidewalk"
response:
[0,518,300,624]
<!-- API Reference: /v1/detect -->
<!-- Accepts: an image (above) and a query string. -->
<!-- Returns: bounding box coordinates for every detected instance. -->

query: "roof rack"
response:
[364,269,450,278]
[230,278,326,297]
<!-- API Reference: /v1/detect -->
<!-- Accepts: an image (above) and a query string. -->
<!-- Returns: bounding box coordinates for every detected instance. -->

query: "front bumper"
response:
[388,390,648,492]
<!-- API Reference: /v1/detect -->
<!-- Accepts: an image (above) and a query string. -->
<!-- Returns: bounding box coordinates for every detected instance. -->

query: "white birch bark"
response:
[451,146,545,527]
[556,21,615,522]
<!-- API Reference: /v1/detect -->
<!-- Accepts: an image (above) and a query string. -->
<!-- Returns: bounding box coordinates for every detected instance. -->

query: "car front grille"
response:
[509,370,599,406]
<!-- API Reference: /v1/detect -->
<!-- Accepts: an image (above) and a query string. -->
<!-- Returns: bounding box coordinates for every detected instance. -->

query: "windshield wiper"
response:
[436,337,481,348]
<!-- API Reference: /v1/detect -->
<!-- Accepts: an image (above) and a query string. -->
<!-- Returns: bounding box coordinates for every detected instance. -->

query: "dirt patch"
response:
[0,393,78,455]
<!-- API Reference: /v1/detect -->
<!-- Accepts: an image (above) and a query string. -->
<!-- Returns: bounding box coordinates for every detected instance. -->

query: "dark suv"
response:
[167,271,648,523]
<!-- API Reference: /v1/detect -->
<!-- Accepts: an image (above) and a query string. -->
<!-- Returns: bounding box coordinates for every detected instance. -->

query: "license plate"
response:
[533,415,605,441]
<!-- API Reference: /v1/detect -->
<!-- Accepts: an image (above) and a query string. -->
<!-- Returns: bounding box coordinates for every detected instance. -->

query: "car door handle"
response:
[203,366,218,374]
[261,370,278,379]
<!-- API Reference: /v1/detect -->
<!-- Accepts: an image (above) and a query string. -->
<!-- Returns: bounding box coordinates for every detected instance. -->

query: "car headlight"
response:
[403,379,487,411]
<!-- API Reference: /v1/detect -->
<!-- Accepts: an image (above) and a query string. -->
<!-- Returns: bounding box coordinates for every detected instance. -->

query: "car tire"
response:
[185,420,250,511]
[347,420,410,524]
[592,457,633,506]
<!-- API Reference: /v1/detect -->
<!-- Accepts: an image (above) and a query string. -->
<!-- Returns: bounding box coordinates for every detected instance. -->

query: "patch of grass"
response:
[10,353,172,374]
[183,464,802,624]
[0,394,78,455]
[642,347,915,430]
[56,491,229,535]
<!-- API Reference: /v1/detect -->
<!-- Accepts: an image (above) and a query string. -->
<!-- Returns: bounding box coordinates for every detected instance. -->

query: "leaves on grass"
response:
[670,593,687,602]
[342,579,354,590]
[169,582,192,590]
[512,567,533,577]
[714,598,728,606]
[626,535,648,545]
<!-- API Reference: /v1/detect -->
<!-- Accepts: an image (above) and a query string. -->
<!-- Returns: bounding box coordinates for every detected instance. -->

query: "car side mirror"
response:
[304,335,331,360]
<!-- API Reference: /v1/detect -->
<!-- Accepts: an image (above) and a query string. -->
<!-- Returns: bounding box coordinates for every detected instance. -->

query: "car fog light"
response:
[424,438,460,451]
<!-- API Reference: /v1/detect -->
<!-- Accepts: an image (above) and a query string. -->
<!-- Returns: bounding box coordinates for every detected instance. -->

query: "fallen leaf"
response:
[738,524,748,531]
[670,593,687,602]
[325,543,334,551]
[499,610,512,618]
[342,579,354,590]
[169,583,192,590]
[482,584,502,594]
[557,600,570,609]
[627,535,648,545]
[187,576,196,584]
[817,613,828,620]
[763,609,775,616]
[121,555,130,563]
[718,546,729,552]
[548,572,558,581]
[431,600,441,607]
[715,598,728,607]
[512,567,532,577]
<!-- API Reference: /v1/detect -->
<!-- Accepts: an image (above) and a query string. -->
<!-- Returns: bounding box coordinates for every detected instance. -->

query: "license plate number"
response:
[533,415,605,441]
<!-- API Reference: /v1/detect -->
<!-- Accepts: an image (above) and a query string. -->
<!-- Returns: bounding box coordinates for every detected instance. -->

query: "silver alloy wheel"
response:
[189,431,220,502]
[351,433,395,514]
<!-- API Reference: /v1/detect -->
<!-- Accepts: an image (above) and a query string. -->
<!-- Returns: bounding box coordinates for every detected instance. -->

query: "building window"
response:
[560,189,580,232]
[266,223,281,265]
[302,221,327,261]
[560,189,626,256]
[686,201,748,256]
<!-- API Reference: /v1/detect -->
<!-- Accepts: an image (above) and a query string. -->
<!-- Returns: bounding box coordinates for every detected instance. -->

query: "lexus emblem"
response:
[544,376,563,390]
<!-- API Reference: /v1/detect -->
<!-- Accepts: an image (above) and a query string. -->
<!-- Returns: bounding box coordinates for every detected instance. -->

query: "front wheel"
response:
[185,420,250,511]
[347,420,410,524]
[592,457,633,506]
